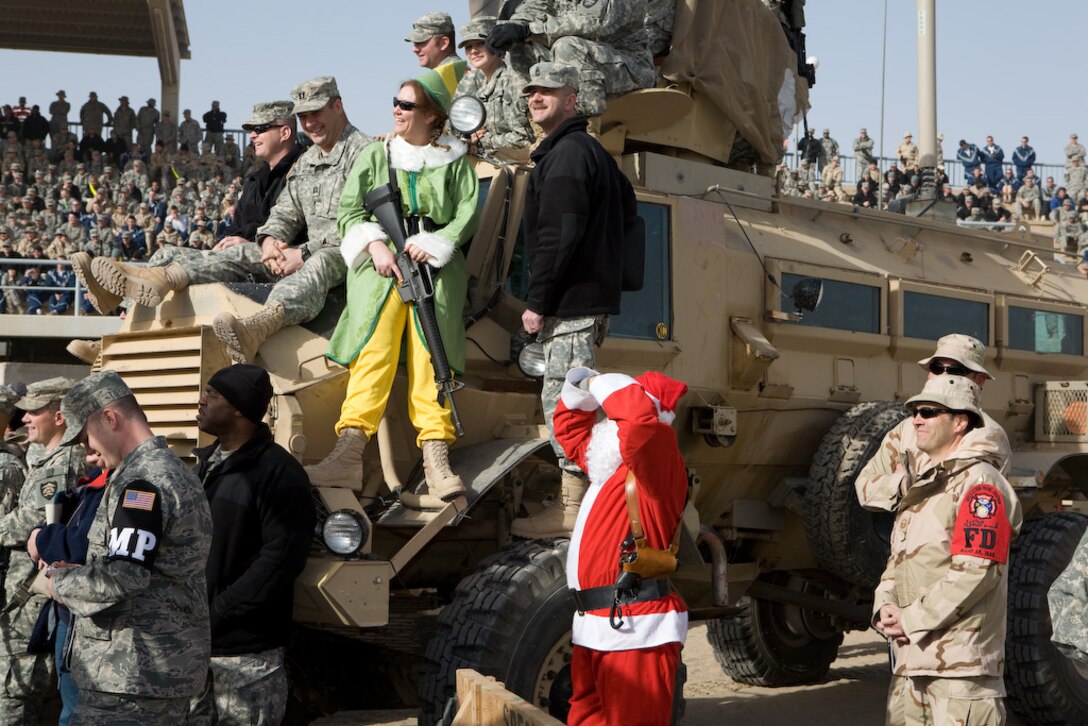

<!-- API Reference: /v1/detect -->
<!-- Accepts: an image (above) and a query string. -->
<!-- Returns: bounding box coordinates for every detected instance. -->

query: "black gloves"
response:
[486,23,531,53]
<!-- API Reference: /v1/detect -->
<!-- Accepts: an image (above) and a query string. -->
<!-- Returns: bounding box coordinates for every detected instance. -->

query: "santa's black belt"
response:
[570,578,672,613]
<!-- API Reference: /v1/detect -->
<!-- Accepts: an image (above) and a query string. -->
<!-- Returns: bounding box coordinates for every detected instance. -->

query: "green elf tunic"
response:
[329,134,479,371]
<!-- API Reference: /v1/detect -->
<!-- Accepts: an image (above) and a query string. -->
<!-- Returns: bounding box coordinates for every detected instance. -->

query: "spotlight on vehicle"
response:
[322,510,368,556]
[791,277,824,314]
[449,96,486,136]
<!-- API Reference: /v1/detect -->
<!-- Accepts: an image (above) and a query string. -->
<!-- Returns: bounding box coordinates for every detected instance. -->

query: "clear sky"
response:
[0,1,1084,167]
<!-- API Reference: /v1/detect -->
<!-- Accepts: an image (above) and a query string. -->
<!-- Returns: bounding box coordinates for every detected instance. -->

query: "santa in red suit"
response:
[554,366,689,726]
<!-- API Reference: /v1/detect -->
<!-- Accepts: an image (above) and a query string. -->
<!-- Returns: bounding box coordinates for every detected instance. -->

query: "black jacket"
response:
[193,424,314,656]
[221,143,306,242]
[524,116,636,318]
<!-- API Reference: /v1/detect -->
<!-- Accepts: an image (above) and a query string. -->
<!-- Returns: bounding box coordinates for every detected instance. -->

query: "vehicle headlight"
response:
[449,96,486,136]
[322,510,367,555]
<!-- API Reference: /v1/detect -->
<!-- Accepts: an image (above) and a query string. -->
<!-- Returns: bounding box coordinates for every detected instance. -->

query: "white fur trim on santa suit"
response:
[573,610,688,650]
[388,134,467,172]
[340,221,386,269]
[407,231,455,268]
[559,367,599,412]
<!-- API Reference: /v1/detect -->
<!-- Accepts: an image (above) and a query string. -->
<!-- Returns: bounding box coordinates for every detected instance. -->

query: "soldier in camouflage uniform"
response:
[857,334,1010,513]
[186,365,313,726]
[1066,133,1085,174]
[853,128,874,181]
[817,128,838,172]
[78,92,112,138]
[406,12,463,69]
[136,98,159,155]
[47,371,212,724]
[456,17,534,155]
[512,63,635,537]
[489,0,655,117]
[897,131,919,169]
[0,386,26,573]
[0,378,83,725]
[1050,529,1088,665]
[82,79,371,364]
[155,110,178,154]
[874,375,1022,725]
[179,110,202,155]
[112,96,137,146]
[48,91,70,135]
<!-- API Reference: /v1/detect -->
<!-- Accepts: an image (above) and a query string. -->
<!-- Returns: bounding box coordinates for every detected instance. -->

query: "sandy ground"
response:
[315,625,1025,725]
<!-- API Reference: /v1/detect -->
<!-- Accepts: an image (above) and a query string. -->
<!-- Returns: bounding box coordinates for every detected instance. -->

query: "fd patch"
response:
[107,480,163,569]
[950,483,1011,563]
[40,481,58,499]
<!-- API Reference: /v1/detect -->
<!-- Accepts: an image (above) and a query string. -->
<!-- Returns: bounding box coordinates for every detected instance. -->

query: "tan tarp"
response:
[662,0,811,164]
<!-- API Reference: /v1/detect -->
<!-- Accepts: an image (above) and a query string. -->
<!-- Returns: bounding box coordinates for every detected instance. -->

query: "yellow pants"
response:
[335,291,455,447]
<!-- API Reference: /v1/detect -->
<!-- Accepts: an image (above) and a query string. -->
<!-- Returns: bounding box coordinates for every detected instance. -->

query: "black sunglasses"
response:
[393,98,419,112]
[928,361,970,376]
[248,123,285,134]
[912,407,951,420]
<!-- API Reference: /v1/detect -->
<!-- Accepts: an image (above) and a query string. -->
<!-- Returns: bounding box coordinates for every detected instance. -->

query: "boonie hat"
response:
[406,12,455,42]
[59,371,133,446]
[17,376,76,411]
[905,375,982,426]
[242,101,294,131]
[918,333,992,379]
[291,76,340,114]
[522,62,580,95]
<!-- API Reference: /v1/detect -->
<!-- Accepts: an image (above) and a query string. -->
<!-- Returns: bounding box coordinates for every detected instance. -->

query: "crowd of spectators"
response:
[1,92,251,314]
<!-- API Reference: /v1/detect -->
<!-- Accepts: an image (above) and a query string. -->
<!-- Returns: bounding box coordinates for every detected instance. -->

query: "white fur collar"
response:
[585,418,622,487]
[388,134,467,172]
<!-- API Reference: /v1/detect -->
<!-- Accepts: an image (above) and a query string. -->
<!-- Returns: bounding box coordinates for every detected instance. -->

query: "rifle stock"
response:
[363,184,464,436]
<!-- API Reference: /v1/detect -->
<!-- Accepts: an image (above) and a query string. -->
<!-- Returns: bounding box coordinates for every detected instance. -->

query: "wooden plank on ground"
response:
[453,669,564,726]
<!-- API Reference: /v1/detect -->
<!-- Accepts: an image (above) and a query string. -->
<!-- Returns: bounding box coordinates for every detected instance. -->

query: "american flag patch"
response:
[122,490,156,511]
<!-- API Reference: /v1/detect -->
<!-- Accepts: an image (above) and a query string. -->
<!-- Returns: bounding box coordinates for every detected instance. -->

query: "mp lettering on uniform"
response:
[108,526,158,561]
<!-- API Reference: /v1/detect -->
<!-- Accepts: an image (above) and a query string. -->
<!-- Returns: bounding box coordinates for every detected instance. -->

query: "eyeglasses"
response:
[248,124,285,134]
[912,407,951,420]
[393,98,419,112]
[928,361,970,376]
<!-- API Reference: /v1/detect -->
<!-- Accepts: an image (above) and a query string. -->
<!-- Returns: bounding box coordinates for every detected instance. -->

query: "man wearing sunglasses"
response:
[875,375,1022,725]
[856,334,1011,512]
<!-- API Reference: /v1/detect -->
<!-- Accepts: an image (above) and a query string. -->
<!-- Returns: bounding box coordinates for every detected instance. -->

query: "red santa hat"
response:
[635,371,688,424]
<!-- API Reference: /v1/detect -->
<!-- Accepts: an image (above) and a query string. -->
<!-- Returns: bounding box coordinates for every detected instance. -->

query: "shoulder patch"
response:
[108,480,163,569]
[40,481,58,499]
[950,483,1012,563]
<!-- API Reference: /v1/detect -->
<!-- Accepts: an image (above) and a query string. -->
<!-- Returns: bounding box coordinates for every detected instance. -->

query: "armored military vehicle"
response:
[85,2,1088,724]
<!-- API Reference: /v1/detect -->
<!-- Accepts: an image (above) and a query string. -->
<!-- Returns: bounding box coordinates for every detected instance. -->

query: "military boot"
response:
[305,428,368,488]
[66,339,101,366]
[69,252,122,314]
[212,300,286,364]
[92,258,189,307]
[511,472,589,538]
[421,440,465,501]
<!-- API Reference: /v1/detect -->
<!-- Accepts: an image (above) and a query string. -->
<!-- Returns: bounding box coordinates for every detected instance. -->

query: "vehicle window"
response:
[1009,306,1084,355]
[504,202,673,342]
[781,273,880,333]
[903,292,988,344]
[610,203,671,340]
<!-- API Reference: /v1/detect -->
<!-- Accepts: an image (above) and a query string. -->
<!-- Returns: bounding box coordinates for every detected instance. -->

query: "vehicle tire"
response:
[805,400,906,589]
[706,574,844,686]
[1005,512,1088,725]
[418,539,575,725]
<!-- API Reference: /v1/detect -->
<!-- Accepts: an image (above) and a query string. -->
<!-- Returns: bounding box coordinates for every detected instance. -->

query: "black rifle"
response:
[363,184,464,436]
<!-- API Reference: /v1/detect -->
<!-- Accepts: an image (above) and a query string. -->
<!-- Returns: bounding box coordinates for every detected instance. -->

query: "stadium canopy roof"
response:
[0,0,190,113]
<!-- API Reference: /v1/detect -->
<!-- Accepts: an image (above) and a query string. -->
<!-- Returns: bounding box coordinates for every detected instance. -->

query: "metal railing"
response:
[0,257,105,316]
[783,152,1068,189]
[44,121,249,154]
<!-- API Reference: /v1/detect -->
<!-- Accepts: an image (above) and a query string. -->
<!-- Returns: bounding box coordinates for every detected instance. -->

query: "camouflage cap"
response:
[406,12,455,42]
[859,128,867,134]
[241,101,294,131]
[291,76,340,114]
[522,62,580,95]
[918,334,992,378]
[59,370,133,446]
[17,376,76,411]
[459,16,497,47]
[905,375,982,424]
[0,384,18,413]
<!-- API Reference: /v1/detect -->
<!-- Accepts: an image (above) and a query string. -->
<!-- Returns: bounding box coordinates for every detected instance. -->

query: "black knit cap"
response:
[207,365,273,423]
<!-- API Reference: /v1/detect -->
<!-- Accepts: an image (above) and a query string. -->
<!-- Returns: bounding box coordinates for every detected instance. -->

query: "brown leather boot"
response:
[92,258,189,307]
[305,428,368,489]
[212,301,286,364]
[421,440,465,501]
[70,252,122,314]
[511,472,589,538]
